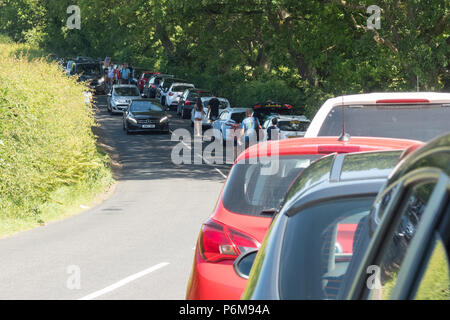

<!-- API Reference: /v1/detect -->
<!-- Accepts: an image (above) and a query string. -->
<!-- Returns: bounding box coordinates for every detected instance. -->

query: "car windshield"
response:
[172,85,193,92]
[231,112,246,123]
[222,155,323,216]
[279,196,374,300]
[191,91,212,99]
[114,87,139,96]
[318,104,450,142]
[77,63,101,75]
[130,101,163,112]
[279,120,310,132]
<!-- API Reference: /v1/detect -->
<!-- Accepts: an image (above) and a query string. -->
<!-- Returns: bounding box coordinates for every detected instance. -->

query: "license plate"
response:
[142,124,155,129]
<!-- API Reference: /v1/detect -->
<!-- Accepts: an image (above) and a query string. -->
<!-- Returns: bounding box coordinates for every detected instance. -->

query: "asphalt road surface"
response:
[0,96,232,300]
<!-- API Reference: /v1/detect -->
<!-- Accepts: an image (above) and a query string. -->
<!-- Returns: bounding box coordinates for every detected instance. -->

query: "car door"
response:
[214,110,228,131]
[351,175,444,300]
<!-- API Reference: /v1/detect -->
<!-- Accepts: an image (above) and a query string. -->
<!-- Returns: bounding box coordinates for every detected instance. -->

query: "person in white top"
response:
[193,97,205,137]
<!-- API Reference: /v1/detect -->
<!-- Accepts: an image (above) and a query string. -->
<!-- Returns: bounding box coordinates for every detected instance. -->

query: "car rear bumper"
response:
[186,248,247,300]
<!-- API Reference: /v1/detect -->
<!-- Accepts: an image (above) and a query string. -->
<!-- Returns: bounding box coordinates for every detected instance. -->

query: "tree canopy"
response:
[1,0,448,116]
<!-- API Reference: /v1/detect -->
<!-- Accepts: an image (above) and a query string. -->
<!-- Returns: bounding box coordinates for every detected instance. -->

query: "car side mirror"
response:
[233,249,258,279]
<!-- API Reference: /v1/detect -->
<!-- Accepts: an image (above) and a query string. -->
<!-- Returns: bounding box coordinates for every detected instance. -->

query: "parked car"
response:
[185,136,421,300]
[190,97,231,128]
[157,77,189,105]
[122,99,169,134]
[142,74,174,98]
[138,71,160,92]
[211,108,248,144]
[252,101,294,124]
[177,89,212,118]
[262,115,311,140]
[107,84,141,114]
[345,133,450,300]
[164,82,195,110]
[304,92,450,142]
[237,149,415,300]
[66,58,106,94]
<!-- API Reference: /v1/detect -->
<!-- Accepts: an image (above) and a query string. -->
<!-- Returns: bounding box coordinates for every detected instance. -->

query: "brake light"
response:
[317,145,361,154]
[284,104,293,109]
[199,219,260,263]
[376,99,429,104]
[253,104,262,109]
[151,84,156,88]
[185,100,191,106]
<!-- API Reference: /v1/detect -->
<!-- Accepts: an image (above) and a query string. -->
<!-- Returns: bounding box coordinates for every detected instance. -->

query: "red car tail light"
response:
[199,219,260,263]
[185,100,191,106]
[151,84,156,88]
[376,99,429,104]
[317,145,361,154]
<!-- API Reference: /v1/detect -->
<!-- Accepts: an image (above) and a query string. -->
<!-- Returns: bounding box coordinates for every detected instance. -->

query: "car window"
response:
[279,197,375,299]
[130,101,163,112]
[414,234,450,300]
[367,182,436,300]
[114,87,140,96]
[219,111,229,120]
[222,155,322,216]
[172,85,193,92]
[231,112,246,123]
[278,120,310,132]
[318,104,450,142]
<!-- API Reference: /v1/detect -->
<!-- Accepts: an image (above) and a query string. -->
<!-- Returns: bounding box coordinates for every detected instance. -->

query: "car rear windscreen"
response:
[279,120,310,132]
[173,85,193,92]
[221,155,322,216]
[318,104,450,142]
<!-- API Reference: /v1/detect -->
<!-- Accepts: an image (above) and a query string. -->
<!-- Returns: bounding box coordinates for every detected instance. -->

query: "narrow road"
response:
[0,96,231,300]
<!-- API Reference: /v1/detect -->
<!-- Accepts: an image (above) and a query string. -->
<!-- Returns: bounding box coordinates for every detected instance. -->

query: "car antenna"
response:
[338,93,351,142]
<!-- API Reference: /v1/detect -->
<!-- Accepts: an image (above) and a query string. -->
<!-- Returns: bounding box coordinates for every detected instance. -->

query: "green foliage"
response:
[0,39,113,226]
[1,0,449,115]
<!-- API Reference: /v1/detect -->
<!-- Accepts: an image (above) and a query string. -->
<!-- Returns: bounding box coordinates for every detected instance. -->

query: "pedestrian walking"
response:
[266,117,281,141]
[240,108,261,149]
[207,93,220,121]
[121,63,131,84]
[194,97,205,138]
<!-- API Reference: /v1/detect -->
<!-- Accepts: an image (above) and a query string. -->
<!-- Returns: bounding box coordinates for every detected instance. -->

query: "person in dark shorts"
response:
[207,94,220,121]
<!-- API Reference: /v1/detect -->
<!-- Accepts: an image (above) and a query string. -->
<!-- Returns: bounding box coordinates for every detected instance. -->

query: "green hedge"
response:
[0,38,112,229]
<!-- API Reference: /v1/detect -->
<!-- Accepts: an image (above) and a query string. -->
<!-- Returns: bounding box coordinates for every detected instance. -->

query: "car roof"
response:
[235,136,422,162]
[282,150,404,217]
[170,82,194,87]
[269,115,310,122]
[113,84,138,88]
[221,107,248,113]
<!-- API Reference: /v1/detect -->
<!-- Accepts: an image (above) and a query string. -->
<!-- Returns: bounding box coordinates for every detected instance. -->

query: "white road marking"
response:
[78,262,170,300]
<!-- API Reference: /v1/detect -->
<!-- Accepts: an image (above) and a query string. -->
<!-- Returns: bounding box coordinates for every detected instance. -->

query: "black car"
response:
[177,88,212,118]
[345,133,450,300]
[143,74,174,98]
[66,58,106,94]
[237,150,405,300]
[252,101,294,124]
[123,99,170,134]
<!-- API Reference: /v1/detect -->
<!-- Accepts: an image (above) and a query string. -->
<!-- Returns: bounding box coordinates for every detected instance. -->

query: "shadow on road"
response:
[92,96,232,182]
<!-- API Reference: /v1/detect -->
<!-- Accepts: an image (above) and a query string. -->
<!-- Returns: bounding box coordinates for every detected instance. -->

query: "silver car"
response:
[262,115,310,140]
[107,85,141,114]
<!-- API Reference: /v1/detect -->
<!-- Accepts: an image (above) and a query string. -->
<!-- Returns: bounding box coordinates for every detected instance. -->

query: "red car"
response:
[138,71,160,92]
[185,136,422,300]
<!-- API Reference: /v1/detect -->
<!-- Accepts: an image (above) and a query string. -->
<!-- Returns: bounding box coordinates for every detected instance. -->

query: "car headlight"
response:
[99,77,104,84]
[160,116,168,123]
[128,116,137,123]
